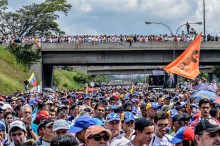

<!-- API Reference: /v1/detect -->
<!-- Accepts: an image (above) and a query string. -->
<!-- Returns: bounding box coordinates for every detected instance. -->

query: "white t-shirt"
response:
[149,133,174,146]
[41,139,51,146]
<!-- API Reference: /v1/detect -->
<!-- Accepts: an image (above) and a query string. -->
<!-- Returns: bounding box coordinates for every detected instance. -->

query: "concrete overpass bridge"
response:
[41,42,220,88]
[86,66,214,75]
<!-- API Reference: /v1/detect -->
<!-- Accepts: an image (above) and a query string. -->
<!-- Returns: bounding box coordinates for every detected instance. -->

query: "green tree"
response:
[6,44,41,68]
[0,0,71,36]
[197,72,208,79]
[93,75,109,84]
[213,66,220,80]
[0,0,7,10]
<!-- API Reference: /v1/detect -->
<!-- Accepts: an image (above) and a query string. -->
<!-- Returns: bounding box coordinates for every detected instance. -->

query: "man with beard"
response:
[149,112,173,146]
[194,118,220,146]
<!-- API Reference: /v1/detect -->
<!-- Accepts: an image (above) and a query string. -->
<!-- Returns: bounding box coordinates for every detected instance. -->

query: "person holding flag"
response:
[164,33,202,80]
[28,73,37,87]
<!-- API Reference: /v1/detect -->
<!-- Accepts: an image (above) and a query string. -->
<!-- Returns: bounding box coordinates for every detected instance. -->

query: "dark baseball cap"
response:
[172,114,185,123]
[182,113,190,120]
[195,118,220,134]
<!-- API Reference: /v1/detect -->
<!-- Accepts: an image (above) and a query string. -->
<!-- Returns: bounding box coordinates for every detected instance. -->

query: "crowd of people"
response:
[0,34,199,45]
[0,78,219,146]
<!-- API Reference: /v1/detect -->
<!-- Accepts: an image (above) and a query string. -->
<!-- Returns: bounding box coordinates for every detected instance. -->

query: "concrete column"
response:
[208,73,213,82]
[42,64,54,88]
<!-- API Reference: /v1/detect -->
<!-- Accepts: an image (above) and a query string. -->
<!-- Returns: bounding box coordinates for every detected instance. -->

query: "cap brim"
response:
[9,126,26,133]
[86,129,112,139]
[68,126,83,133]
[45,122,54,127]
[169,137,183,144]
[107,118,120,122]
[173,116,185,123]
[53,127,69,131]
[124,118,135,123]
[208,126,220,132]
[152,105,160,109]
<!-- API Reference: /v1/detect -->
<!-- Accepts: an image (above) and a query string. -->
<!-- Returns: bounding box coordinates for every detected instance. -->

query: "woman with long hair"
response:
[4,112,14,134]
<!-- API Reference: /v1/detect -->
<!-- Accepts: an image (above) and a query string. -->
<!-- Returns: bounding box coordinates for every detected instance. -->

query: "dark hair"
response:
[21,141,37,146]
[38,103,44,110]
[37,122,44,134]
[10,127,25,134]
[51,134,79,146]
[210,107,219,118]
[69,105,76,110]
[4,112,13,119]
[199,98,210,107]
[154,112,169,124]
[135,118,154,133]
[182,140,194,146]
[114,106,124,114]
[94,103,105,110]
[123,102,132,109]
[50,109,56,112]
[109,97,115,102]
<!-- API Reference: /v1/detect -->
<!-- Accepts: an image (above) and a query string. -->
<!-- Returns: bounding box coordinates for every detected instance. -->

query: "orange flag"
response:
[164,34,202,80]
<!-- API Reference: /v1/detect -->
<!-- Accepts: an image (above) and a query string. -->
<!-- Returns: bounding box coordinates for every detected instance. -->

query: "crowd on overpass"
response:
[1,33,219,45]
[0,76,219,145]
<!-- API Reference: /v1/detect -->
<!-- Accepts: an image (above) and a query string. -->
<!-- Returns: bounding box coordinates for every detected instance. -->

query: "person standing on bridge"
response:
[186,22,190,34]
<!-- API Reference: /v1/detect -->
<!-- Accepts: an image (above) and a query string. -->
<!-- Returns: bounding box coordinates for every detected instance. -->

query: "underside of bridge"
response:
[41,42,220,88]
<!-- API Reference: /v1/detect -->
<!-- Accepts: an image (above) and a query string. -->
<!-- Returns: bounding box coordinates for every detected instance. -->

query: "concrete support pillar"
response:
[42,64,54,89]
[208,73,213,82]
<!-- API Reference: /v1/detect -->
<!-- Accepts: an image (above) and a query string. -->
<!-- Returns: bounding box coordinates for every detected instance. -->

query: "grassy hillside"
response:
[0,47,29,95]
[54,70,85,90]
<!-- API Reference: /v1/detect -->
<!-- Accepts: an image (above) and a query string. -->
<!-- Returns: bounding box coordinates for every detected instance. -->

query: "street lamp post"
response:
[216,32,220,36]
[173,22,202,59]
[145,21,202,59]
[145,22,173,35]
[203,0,206,41]
[175,22,202,36]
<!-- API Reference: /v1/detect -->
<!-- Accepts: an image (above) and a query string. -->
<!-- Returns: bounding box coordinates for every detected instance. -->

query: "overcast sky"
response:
[7,0,220,36]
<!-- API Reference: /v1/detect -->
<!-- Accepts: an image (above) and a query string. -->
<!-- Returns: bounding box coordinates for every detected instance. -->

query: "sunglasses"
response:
[204,130,220,138]
[84,108,91,112]
[89,135,109,141]
[126,110,132,112]
[60,111,68,114]
[47,125,53,129]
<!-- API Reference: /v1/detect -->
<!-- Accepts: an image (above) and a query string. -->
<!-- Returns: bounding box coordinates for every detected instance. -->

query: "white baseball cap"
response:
[8,120,26,133]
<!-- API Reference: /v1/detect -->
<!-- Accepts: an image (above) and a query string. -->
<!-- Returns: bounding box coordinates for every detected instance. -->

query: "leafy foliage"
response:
[93,75,109,84]
[197,72,208,79]
[0,46,29,94]
[0,0,7,10]
[213,66,220,79]
[0,0,71,36]
[6,44,41,68]
[73,72,92,84]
